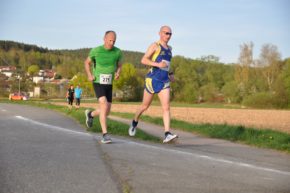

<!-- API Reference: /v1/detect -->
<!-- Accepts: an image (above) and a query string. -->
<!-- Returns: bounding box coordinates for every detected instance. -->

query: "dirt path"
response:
[55,102,290,134]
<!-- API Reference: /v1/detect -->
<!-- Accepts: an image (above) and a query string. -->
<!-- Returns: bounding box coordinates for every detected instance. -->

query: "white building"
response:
[33,76,44,83]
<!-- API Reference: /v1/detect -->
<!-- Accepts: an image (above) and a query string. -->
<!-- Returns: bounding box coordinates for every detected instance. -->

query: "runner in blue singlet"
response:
[128,26,178,143]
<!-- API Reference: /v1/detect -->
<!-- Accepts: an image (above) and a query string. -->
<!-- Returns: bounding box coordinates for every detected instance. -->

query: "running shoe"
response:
[85,109,93,128]
[101,134,112,144]
[128,122,137,136]
[163,132,178,143]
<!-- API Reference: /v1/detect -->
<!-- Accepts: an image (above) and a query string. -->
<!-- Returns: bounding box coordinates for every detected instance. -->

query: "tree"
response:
[234,42,255,101]
[113,63,143,101]
[258,44,282,92]
[204,62,226,89]
[222,81,240,103]
[280,58,290,107]
[199,83,219,102]
[200,55,220,63]
[27,65,40,76]
[171,58,199,102]
[235,42,253,84]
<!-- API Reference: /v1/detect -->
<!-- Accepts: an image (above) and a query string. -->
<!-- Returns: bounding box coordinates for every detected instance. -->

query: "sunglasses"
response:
[163,31,172,36]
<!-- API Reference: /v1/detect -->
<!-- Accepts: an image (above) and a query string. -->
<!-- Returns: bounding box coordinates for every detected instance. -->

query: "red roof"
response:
[0,66,16,71]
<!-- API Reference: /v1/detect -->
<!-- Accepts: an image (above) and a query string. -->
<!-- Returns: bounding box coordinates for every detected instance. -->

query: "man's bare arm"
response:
[84,57,94,81]
[141,43,167,68]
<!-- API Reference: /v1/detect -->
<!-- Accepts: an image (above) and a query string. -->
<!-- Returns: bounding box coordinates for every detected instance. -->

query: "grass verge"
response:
[1,100,160,143]
[48,98,242,109]
[111,112,290,153]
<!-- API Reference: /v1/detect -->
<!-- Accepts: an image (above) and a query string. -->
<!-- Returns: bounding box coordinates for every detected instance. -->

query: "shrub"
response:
[242,92,274,108]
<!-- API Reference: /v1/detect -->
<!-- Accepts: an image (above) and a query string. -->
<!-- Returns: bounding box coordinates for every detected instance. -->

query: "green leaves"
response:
[27,65,40,76]
[113,63,144,101]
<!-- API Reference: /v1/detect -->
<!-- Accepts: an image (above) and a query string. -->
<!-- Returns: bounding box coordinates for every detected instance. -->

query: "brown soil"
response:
[55,102,290,134]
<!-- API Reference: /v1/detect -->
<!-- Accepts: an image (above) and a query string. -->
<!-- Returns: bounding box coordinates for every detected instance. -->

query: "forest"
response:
[1,40,289,109]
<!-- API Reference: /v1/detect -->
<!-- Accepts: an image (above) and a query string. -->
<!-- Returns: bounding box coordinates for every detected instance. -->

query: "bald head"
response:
[104,30,116,38]
[103,30,117,50]
[159,25,172,43]
[160,26,172,33]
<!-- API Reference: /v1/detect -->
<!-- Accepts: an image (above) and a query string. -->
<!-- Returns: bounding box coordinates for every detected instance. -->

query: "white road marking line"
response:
[15,115,91,137]
[15,115,290,176]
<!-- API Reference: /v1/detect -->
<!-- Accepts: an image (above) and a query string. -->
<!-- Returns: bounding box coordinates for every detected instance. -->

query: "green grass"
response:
[111,112,290,153]
[1,100,161,143]
[47,98,243,109]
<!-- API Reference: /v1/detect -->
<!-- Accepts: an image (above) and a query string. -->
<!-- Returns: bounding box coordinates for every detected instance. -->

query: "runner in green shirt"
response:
[90,44,122,84]
[84,30,122,144]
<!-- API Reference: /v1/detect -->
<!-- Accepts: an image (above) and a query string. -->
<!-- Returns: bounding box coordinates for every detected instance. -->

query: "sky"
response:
[0,0,289,63]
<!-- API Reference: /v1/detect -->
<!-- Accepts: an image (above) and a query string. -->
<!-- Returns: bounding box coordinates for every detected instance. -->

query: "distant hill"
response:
[0,40,49,53]
[0,40,145,78]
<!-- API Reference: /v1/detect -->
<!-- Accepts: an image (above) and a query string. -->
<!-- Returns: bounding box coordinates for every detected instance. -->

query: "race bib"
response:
[161,60,170,71]
[100,74,112,85]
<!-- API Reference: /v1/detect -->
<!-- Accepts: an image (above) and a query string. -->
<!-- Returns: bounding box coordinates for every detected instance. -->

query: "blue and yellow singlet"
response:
[145,42,172,94]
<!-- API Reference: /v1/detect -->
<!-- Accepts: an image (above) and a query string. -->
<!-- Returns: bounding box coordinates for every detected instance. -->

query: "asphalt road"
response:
[0,103,289,193]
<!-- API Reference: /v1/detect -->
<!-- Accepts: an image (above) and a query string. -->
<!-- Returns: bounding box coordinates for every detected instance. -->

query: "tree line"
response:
[0,40,289,108]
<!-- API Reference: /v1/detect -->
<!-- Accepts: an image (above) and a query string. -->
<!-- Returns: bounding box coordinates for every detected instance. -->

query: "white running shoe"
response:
[85,109,93,128]
[128,124,137,136]
[163,133,178,143]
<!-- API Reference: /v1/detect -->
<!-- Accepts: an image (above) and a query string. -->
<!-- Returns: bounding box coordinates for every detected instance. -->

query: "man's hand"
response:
[115,72,120,80]
[88,74,95,81]
[157,61,168,68]
[169,73,175,82]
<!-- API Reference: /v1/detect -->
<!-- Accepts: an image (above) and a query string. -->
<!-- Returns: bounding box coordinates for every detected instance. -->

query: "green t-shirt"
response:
[89,45,122,84]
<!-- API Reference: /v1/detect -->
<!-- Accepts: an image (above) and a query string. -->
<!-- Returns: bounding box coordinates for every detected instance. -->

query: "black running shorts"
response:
[93,83,113,103]
[67,97,74,105]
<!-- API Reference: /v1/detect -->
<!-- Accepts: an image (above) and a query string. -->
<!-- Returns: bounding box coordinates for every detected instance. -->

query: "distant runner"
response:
[128,25,178,143]
[74,84,82,109]
[66,85,74,109]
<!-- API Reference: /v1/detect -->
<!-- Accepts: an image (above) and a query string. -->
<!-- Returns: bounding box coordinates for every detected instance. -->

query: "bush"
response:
[242,92,274,108]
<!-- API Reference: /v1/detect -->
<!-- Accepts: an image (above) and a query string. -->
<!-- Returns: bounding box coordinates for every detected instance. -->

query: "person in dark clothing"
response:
[66,85,74,109]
